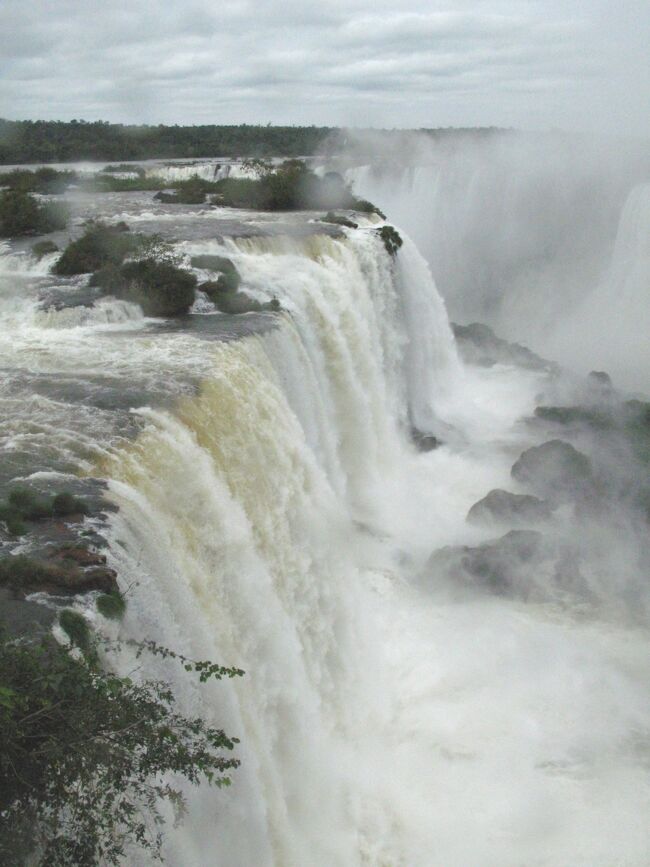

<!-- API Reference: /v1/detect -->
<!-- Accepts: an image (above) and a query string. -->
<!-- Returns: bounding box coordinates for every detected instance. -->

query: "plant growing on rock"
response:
[0,190,68,238]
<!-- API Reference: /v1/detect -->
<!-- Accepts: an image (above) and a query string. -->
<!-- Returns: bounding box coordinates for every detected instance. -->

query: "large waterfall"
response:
[2,170,650,865]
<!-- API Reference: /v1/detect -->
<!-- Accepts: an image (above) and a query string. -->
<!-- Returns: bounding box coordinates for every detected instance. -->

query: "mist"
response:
[336,128,650,393]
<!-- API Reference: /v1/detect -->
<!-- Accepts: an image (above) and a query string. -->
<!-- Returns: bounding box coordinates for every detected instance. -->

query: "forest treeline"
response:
[0,119,335,163]
[0,118,507,164]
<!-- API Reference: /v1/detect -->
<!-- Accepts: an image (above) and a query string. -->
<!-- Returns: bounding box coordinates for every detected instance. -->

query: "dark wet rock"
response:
[411,428,440,452]
[38,285,103,312]
[212,291,279,315]
[589,370,612,388]
[452,322,558,372]
[0,554,118,597]
[511,440,593,499]
[534,405,615,431]
[0,586,56,637]
[428,530,545,595]
[32,239,59,259]
[467,489,552,526]
[320,212,358,229]
[47,544,107,568]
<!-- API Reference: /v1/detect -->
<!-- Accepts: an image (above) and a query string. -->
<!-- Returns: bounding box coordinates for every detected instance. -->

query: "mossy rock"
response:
[8,487,52,520]
[96,591,126,620]
[191,256,241,293]
[213,292,264,315]
[321,212,358,229]
[377,225,403,256]
[511,440,592,499]
[52,492,88,517]
[32,240,59,260]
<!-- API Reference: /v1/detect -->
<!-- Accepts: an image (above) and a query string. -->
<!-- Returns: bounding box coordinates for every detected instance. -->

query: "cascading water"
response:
[1,174,649,865]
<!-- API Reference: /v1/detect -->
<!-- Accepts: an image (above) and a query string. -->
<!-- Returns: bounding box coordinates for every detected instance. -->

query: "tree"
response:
[0,630,243,865]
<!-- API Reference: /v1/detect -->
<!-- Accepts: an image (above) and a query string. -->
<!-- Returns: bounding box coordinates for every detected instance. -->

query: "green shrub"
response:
[32,239,59,259]
[118,259,197,316]
[0,168,77,195]
[0,632,241,865]
[96,591,126,620]
[0,190,68,238]
[5,517,26,537]
[321,212,358,229]
[8,487,52,520]
[53,222,143,275]
[52,491,87,516]
[58,609,91,654]
[378,225,403,256]
[354,199,386,219]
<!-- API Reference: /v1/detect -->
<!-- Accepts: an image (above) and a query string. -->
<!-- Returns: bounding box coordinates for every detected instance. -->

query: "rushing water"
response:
[1,172,649,865]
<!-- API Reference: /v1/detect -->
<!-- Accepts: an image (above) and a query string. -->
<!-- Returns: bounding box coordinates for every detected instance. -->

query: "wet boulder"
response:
[428,530,545,596]
[467,489,552,526]
[0,553,118,597]
[411,427,440,452]
[511,440,593,500]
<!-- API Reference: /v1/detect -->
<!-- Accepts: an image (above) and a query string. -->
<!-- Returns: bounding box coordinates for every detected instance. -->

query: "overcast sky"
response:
[1,0,648,135]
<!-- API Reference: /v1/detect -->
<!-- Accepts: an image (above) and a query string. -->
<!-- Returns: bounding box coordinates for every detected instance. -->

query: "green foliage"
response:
[5,517,26,537]
[354,199,387,219]
[0,167,77,194]
[96,591,126,620]
[0,189,68,237]
[8,487,53,519]
[154,176,213,204]
[32,240,59,259]
[52,222,143,276]
[0,118,334,163]
[378,225,403,256]
[0,631,242,865]
[58,609,92,654]
[117,259,197,316]
[52,491,87,516]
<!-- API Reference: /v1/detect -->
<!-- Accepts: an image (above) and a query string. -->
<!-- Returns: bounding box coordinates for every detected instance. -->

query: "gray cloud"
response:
[0,0,648,135]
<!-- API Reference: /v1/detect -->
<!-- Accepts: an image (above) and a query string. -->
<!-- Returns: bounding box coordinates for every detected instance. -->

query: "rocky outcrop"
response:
[467,489,552,526]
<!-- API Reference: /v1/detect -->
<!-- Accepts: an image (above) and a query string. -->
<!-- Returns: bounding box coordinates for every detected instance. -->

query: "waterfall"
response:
[548,182,650,392]
[94,230,460,865]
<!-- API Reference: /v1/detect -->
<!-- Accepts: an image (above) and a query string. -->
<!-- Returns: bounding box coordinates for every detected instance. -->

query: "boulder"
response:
[428,530,545,596]
[511,440,592,500]
[467,489,552,526]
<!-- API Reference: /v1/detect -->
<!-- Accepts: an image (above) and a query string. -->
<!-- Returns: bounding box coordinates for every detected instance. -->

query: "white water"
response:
[548,182,650,392]
[83,232,649,864]
[2,208,649,864]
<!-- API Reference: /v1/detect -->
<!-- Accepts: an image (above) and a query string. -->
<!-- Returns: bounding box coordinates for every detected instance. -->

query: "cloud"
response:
[0,0,648,135]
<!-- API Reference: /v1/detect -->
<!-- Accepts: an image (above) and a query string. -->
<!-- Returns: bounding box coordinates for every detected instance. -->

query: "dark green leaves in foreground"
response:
[0,630,243,866]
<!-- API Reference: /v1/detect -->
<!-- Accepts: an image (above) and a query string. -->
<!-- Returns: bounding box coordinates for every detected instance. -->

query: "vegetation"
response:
[378,225,403,256]
[0,628,242,865]
[52,222,142,275]
[0,487,87,529]
[110,259,197,317]
[0,167,77,194]
[208,160,380,213]
[321,212,358,229]
[96,590,126,620]
[0,118,334,163]
[0,189,68,237]
[32,239,59,259]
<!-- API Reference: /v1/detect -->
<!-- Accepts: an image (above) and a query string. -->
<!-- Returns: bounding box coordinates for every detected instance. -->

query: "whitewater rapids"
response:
[1,215,649,865]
